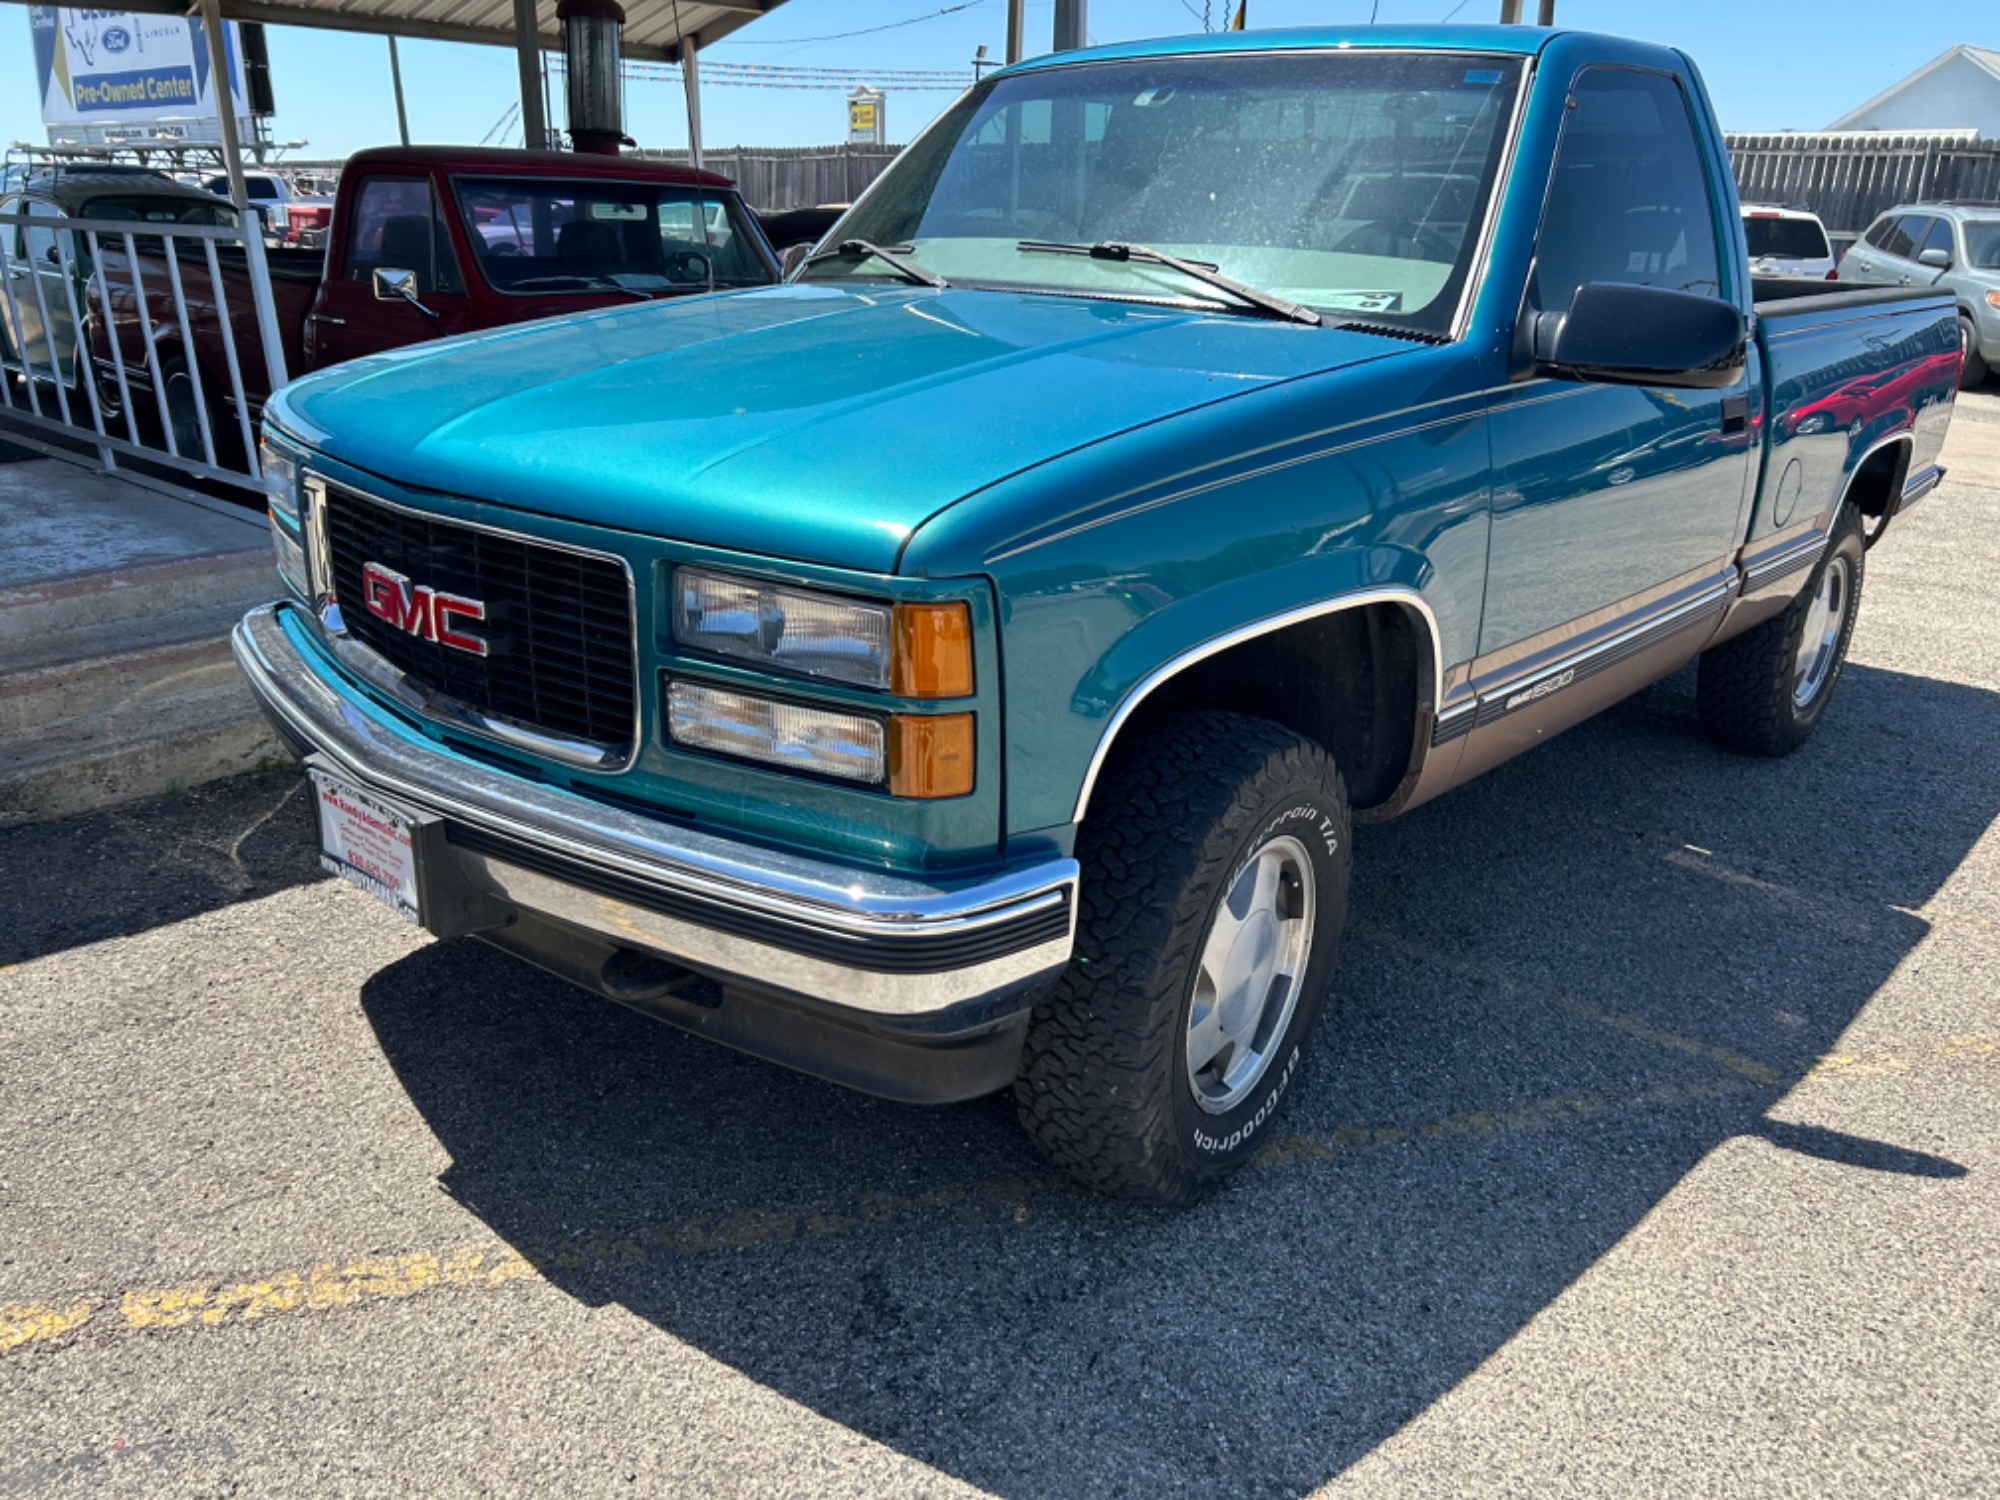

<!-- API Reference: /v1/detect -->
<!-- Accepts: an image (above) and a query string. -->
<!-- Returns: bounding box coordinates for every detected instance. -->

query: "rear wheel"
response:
[157,355,243,470]
[1015,713,1351,1205]
[1959,314,1987,389]
[1697,503,1864,757]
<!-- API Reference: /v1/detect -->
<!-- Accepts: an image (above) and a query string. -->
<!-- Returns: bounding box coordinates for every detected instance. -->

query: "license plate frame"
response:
[309,765,426,926]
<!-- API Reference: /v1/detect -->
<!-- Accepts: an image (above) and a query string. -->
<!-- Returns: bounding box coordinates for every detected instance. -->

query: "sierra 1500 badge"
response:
[359,562,489,656]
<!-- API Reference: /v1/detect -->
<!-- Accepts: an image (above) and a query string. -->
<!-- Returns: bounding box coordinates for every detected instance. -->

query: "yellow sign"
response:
[849,100,877,133]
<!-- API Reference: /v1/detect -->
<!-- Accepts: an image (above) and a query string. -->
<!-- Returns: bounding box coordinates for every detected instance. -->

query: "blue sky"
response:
[3,0,1993,161]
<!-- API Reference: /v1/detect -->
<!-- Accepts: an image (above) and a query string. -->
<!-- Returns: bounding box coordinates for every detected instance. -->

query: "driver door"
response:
[305,174,472,372]
[1462,65,1754,778]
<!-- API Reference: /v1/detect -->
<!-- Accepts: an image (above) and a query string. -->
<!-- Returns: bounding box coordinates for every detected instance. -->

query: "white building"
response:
[1829,45,2000,135]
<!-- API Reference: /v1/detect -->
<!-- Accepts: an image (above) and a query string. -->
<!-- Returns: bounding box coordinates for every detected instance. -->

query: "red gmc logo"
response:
[359,561,489,656]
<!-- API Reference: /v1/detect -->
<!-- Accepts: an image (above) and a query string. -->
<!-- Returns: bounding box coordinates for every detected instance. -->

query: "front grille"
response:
[321,482,636,752]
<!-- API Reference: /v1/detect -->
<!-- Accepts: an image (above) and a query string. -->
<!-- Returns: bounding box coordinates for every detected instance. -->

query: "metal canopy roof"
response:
[0,0,786,62]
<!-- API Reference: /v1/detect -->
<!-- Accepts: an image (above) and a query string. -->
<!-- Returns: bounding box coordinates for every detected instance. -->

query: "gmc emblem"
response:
[359,561,489,656]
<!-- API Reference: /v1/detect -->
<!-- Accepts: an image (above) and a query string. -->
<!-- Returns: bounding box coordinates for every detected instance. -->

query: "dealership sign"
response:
[28,6,249,134]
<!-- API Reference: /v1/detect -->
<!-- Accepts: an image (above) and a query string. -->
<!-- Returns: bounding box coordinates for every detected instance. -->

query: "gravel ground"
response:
[3,396,1998,1499]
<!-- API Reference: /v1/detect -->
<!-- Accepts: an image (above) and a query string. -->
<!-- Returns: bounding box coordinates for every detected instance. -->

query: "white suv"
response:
[1742,204,1835,280]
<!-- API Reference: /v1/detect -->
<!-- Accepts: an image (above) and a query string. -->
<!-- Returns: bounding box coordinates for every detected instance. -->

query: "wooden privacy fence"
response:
[633,145,903,211]
[1725,130,2000,239]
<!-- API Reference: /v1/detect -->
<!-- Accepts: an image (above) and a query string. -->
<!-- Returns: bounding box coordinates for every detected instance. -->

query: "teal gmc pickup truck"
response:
[237,26,1956,1203]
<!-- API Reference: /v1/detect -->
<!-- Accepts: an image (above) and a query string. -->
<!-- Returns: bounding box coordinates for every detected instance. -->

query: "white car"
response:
[1742,204,1836,281]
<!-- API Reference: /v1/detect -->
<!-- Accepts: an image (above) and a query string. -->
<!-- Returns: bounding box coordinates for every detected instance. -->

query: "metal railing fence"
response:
[0,208,289,494]
[1725,131,2000,240]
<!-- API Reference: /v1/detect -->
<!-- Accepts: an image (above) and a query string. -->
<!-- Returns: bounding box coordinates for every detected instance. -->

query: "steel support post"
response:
[513,0,549,149]
[682,42,704,171]
[1053,0,1085,52]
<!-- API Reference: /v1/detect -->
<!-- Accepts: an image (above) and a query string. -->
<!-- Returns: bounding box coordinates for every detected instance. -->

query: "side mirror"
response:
[777,242,812,281]
[1529,281,1746,390]
[1918,246,1951,270]
[372,266,439,320]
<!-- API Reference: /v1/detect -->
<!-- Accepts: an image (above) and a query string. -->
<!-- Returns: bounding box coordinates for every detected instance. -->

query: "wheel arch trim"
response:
[1069,586,1444,825]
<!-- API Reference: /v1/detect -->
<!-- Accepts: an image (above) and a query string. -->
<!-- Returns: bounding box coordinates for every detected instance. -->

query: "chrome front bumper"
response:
[232,603,1078,1023]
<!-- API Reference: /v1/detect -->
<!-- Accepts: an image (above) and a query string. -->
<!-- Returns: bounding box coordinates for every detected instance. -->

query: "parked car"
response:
[0,171,238,406]
[1742,203,1835,280]
[76,146,779,461]
[200,169,333,244]
[1838,201,2000,385]
[239,26,1956,1204]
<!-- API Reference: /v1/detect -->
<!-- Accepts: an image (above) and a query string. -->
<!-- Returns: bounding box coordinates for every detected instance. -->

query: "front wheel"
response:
[1697,503,1864,757]
[1960,314,1987,389]
[1015,713,1351,1205]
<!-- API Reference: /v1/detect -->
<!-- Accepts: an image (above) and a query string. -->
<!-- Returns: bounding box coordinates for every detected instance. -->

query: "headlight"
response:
[666,680,976,798]
[259,434,307,597]
[673,567,972,697]
[668,680,886,784]
[259,434,300,520]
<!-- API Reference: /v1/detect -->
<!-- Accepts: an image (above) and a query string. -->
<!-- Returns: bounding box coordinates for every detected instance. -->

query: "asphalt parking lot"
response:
[5,399,1999,1499]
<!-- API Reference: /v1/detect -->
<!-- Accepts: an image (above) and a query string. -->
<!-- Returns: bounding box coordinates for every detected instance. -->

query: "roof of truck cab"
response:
[340,145,736,191]
[994,25,1682,75]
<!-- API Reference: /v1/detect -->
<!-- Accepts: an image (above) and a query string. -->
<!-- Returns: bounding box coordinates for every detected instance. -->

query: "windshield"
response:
[806,50,1524,333]
[453,178,775,293]
[1743,215,1828,261]
[1962,220,2000,269]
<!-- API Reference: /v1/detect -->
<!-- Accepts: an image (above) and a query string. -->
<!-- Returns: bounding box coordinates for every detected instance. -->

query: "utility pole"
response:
[1005,0,1025,64]
[1538,0,1556,23]
[1499,0,1522,21]
[387,37,411,146]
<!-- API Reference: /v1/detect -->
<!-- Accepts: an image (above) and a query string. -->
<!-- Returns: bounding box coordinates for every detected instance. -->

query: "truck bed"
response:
[1748,280,1956,544]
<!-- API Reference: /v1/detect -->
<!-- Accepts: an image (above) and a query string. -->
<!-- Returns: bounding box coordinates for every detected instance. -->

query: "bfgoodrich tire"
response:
[1015,713,1351,1205]
[1698,502,1864,757]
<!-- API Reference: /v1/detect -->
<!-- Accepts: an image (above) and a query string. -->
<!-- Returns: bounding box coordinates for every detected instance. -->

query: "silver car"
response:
[1838,202,2000,387]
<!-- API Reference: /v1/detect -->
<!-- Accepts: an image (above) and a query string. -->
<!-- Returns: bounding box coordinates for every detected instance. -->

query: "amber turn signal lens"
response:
[888,713,974,798]
[892,602,974,698]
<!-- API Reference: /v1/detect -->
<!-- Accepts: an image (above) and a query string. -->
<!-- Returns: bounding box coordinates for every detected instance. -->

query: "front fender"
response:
[894,336,1497,844]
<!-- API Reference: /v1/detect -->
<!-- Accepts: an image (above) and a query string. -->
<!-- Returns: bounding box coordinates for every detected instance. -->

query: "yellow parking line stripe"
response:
[1354,920,1782,1084]
[4,1030,1993,1360]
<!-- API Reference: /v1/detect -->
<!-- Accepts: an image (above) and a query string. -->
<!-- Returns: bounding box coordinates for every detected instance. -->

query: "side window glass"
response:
[1863,217,1892,249]
[346,175,454,295]
[1533,67,1723,314]
[24,202,61,265]
[1876,216,1917,260]
[1917,217,1953,262]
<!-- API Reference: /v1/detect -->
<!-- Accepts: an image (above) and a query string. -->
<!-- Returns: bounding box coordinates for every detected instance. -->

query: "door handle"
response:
[1720,395,1750,436]
[308,313,346,326]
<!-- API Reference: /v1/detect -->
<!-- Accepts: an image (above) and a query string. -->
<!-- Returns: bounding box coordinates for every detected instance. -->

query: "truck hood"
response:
[270,283,1407,573]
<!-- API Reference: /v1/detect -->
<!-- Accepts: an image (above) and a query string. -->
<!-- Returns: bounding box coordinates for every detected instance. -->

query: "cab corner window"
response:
[1533,67,1723,316]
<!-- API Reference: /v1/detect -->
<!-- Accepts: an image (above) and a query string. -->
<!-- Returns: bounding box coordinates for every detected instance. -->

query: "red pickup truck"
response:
[78,146,778,463]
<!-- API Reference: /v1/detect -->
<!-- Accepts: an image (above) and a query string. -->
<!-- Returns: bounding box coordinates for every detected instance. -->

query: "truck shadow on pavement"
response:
[0,769,324,968]
[355,660,1993,1499]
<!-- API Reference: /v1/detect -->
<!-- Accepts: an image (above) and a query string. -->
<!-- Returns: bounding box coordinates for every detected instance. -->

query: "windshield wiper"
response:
[504,274,650,301]
[1017,240,1320,326]
[803,239,948,289]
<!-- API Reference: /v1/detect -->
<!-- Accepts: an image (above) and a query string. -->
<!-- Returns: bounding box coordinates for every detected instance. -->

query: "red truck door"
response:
[304,173,475,372]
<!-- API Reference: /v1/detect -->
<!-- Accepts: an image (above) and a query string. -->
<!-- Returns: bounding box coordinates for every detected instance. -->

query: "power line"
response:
[721,1,988,46]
